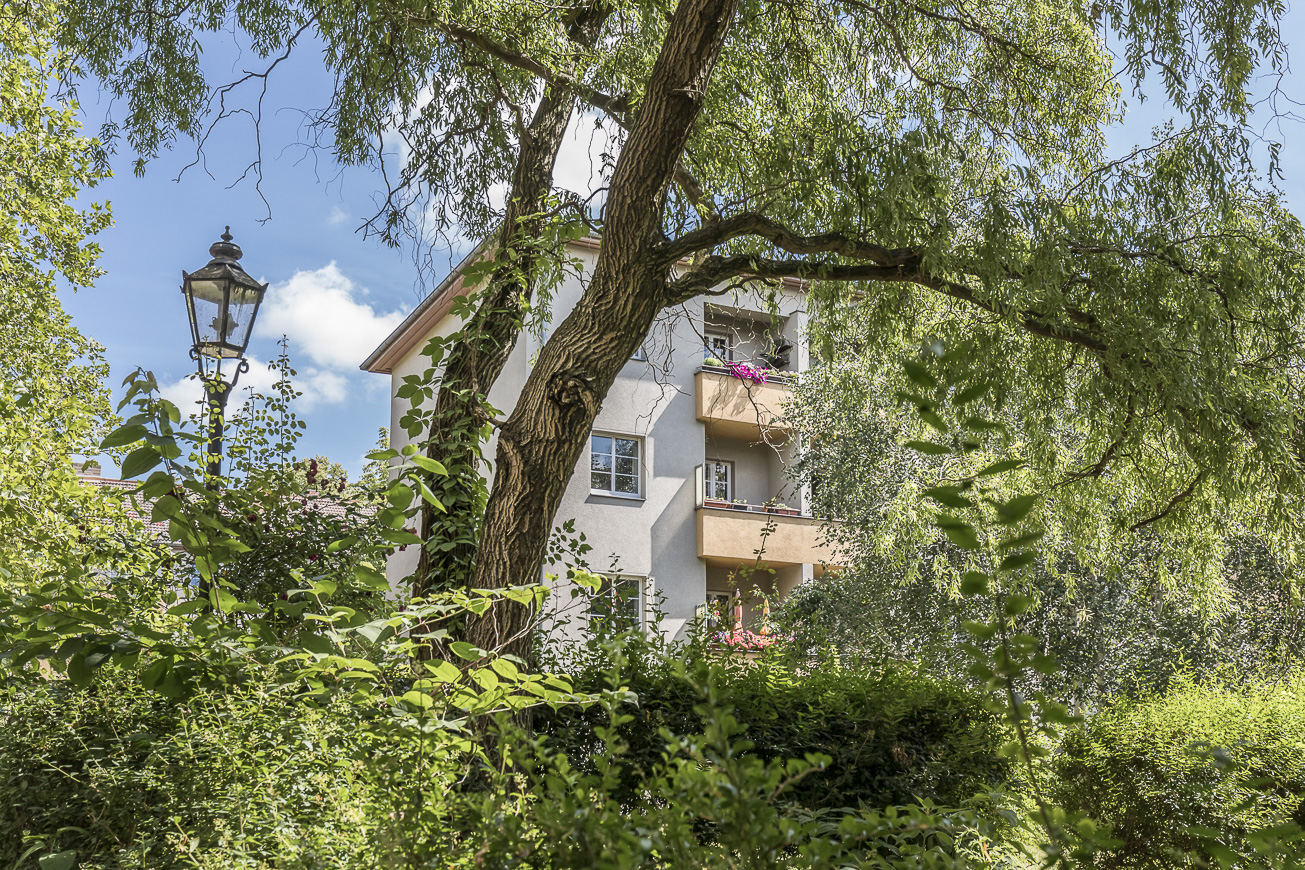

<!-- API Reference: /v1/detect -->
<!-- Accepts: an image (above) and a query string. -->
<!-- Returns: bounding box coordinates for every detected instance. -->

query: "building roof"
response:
[359,240,489,375]
[359,233,811,376]
[78,463,371,547]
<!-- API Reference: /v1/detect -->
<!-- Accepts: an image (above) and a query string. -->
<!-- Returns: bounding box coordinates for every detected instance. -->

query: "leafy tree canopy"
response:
[0,0,122,582]
[60,0,1305,632]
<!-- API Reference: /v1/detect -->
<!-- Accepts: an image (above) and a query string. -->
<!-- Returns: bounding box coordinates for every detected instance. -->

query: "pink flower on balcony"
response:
[710,628,789,651]
[724,361,768,386]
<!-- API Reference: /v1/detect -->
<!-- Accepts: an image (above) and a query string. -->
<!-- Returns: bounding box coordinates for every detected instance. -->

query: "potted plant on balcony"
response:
[724,360,768,385]
[764,500,800,516]
[703,496,730,509]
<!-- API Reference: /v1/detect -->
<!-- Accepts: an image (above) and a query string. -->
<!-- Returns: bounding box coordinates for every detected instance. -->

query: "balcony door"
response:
[704,459,733,502]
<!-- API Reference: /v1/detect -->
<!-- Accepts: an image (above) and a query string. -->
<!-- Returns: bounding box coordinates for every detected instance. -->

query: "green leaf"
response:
[400,690,434,709]
[937,515,979,549]
[905,439,952,456]
[120,446,162,479]
[975,458,1024,477]
[386,483,415,510]
[902,360,937,388]
[490,657,520,680]
[1004,594,1032,616]
[326,536,358,553]
[999,550,1036,572]
[919,408,949,434]
[994,494,1039,524]
[409,455,448,476]
[416,479,446,512]
[39,851,78,870]
[922,485,973,509]
[66,653,92,688]
[960,571,989,595]
[139,470,176,498]
[449,641,483,661]
[999,530,1045,551]
[142,657,171,689]
[423,659,462,683]
[953,382,991,405]
[100,423,147,449]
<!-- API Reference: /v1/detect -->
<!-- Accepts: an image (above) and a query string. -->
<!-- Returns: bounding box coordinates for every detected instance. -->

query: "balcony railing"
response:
[695,366,794,441]
[693,465,840,568]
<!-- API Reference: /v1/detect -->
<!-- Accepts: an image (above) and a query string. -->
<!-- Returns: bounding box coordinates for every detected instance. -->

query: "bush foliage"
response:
[540,641,1012,813]
[1056,674,1305,868]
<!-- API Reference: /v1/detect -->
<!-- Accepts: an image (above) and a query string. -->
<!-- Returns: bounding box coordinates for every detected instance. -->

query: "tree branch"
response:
[664,253,1110,355]
[1129,469,1208,531]
[659,212,918,265]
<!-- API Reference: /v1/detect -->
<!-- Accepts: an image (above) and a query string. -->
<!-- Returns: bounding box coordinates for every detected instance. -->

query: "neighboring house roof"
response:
[360,238,493,375]
[83,472,173,540]
[77,462,370,546]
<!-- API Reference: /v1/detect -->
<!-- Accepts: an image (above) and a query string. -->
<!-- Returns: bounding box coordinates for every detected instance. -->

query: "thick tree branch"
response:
[664,253,1110,355]
[659,212,918,265]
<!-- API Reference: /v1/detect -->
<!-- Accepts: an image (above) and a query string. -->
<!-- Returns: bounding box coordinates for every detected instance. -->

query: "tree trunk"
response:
[464,0,740,657]
[414,7,610,623]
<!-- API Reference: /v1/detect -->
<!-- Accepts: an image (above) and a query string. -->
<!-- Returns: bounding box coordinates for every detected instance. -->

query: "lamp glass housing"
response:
[181,233,267,375]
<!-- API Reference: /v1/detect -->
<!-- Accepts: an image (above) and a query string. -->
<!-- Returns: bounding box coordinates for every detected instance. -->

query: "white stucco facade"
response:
[361,239,839,642]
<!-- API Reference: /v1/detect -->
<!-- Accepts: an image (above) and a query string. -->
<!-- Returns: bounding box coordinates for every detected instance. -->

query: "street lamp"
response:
[181,227,268,482]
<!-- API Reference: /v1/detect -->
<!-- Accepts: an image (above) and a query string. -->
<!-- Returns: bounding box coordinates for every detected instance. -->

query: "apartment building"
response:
[361,238,840,641]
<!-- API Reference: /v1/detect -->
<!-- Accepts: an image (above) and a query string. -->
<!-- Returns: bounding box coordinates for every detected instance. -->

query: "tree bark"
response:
[414,7,610,616]
[464,0,741,656]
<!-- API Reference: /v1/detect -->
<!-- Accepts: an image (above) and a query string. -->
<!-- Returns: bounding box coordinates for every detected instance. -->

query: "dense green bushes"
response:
[538,643,1012,813]
[0,673,375,868]
[1,662,1007,869]
[1056,674,1305,867]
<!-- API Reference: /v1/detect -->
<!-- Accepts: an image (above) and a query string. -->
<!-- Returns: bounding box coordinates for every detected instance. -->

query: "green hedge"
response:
[1056,674,1305,868]
[539,649,1013,812]
[0,674,373,869]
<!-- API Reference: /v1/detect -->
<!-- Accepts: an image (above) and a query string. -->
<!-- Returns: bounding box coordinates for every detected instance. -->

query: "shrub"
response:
[538,639,1013,813]
[1056,673,1305,868]
[0,671,376,869]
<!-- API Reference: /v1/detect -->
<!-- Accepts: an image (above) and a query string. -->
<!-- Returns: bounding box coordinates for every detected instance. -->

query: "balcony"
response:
[695,366,794,441]
[695,502,841,570]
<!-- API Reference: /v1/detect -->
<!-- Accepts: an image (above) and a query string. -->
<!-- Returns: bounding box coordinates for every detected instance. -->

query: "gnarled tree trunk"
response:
[462,0,740,657]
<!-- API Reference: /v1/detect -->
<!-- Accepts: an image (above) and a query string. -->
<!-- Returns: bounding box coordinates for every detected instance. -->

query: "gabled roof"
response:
[360,236,609,375]
[360,233,811,375]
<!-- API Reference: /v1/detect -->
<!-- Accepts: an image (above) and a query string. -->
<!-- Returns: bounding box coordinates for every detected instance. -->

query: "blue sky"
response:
[62,16,1305,480]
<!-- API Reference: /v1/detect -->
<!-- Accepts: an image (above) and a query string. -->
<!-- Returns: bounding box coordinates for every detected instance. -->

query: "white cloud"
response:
[157,357,351,416]
[553,113,620,198]
[328,205,348,226]
[254,263,408,371]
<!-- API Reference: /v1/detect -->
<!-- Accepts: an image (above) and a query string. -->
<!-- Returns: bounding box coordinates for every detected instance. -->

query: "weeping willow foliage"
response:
[57,0,1305,601]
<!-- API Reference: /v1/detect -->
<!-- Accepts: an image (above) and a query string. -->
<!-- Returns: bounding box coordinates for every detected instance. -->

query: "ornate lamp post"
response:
[181,227,268,482]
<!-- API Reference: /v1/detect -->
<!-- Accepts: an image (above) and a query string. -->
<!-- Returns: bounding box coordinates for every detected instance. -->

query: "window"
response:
[705,591,735,628]
[590,433,642,497]
[704,459,732,501]
[590,574,647,632]
[704,327,732,362]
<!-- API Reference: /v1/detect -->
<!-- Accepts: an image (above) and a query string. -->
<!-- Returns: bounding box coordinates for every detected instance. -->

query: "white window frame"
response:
[704,458,733,501]
[705,591,734,628]
[589,432,644,499]
[591,573,654,631]
[705,326,732,362]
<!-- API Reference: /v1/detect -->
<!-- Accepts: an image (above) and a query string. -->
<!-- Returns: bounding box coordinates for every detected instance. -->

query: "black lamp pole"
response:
[181,228,268,486]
